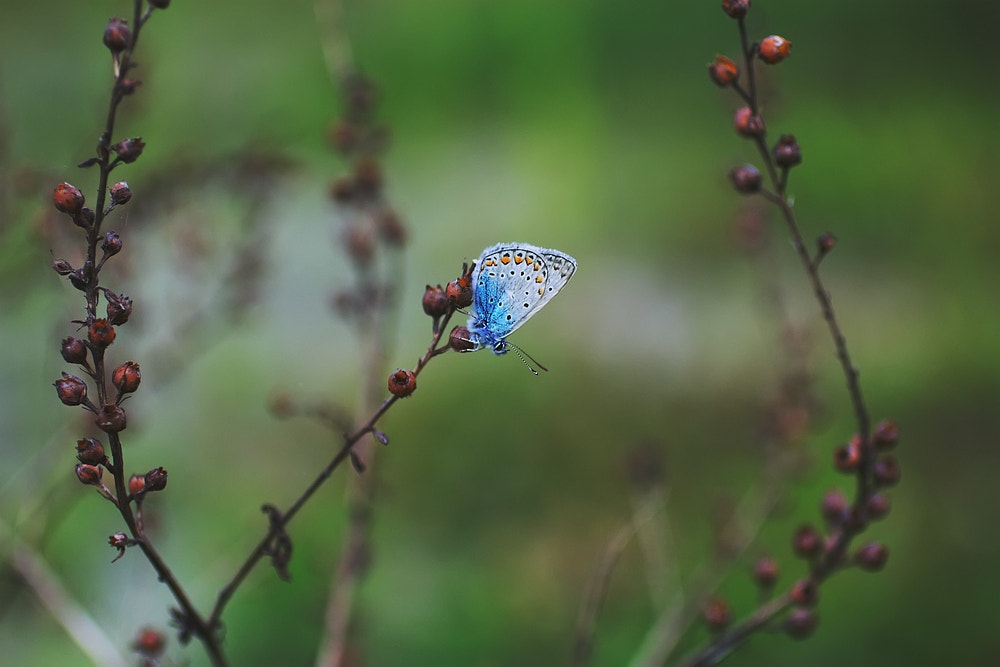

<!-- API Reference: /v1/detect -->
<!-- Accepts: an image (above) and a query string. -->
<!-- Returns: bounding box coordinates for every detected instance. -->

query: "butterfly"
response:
[462,242,577,370]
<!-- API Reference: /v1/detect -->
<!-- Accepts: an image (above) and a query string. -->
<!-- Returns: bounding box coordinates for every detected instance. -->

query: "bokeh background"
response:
[2,0,998,665]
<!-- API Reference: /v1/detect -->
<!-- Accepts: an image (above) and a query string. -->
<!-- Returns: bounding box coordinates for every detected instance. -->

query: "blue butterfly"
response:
[463,242,577,366]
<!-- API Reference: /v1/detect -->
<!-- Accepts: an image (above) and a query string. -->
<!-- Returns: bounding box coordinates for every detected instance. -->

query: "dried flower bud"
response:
[112,137,145,164]
[833,439,861,473]
[112,361,141,394]
[422,284,450,318]
[703,598,731,633]
[133,628,166,658]
[69,268,89,291]
[353,157,382,196]
[75,463,103,486]
[144,467,168,492]
[820,489,849,525]
[376,207,406,246]
[103,18,131,53]
[102,231,123,258]
[95,404,127,433]
[873,455,901,487]
[344,223,375,265]
[752,555,780,590]
[449,326,476,352]
[74,207,96,230]
[721,0,750,19]
[55,372,88,406]
[109,532,128,562]
[76,437,107,465]
[53,182,85,215]
[785,608,818,639]
[61,337,89,365]
[387,369,417,397]
[88,319,116,348]
[759,35,792,64]
[52,258,74,275]
[816,232,837,257]
[733,106,766,138]
[773,134,802,167]
[105,292,133,325]
[729,164,762,194]
[866,492,891,520]
[790,578,819,606]
[792,524,823,559]
[854,542,889,571]
[446,262,475,308]
[129,473,146,495]
[110,181,132,205]
[873,420,899,450]
[708,55,739,87]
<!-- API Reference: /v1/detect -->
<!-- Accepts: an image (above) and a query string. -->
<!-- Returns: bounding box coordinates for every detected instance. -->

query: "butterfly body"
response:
[465,242,577,355]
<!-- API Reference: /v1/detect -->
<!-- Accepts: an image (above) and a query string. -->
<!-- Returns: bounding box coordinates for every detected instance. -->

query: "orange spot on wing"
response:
[535,275,543,283]
[501,255,511,265]
[514,254,524,264]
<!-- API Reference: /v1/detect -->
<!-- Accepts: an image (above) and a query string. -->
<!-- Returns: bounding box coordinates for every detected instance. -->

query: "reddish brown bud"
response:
[387,369,417,397]
[708,55,739,87]
[752,555,780,590]
[816,232,837,257]
[76,438,107,465]
[873,420,899,450]
[422,284,450,318]
[61,337,89,365]
[729,164,762,194]
[820,489,849,525]
[144,467,168,492]
[75,463,103,486]
[95,404,127,433]
[88,319,116,348]
[376,207,406,246]
[52,258,74,276]
[69,268,89,291]
[55,372,88,406]
[866,492,891,520]
[353,157,382,196]
[833,439,861,473]
[110,181,132,205]
[785,607,818,639]
[790,578,819,606]
[343,223,375,264]
[446,262,475,309]
[112,360,141,394]
[109,532,129,563]
[133,628,166,657]
[129,473,146,495]
[105,292,132,325]
[449,326,476,352]
[53,182,85,215]
[703,598,731,632]
[873,455,901,487]
[74,207,96,230]
[792,524,823,559]
[112,137,145,164]
[773,134,802,167]
[759,35,792,64]
[102,231,123,258]
[733,106,765,137]
[103,18,131,53]
[721,0,750,19]
[854,542,889,571]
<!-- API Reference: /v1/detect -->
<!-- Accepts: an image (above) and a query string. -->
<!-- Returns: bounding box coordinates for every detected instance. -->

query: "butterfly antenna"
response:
[507,342,548,375]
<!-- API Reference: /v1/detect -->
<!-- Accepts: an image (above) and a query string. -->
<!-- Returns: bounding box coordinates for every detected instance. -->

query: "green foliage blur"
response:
[2,0,998,665]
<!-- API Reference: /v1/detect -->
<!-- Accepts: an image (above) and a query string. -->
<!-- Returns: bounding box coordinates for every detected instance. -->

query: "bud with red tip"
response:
[866,492,891,520]
[703,598,731,632]
[446,263,475,308]
[708,55,739,87]
[105,292,133,325]
[449,326,476,352]
[833,438,861,473]
[129,474,146,495]
[730,164,762,194]
[816,232,837,258]
[133,628,166,658]
[820,489,849,526]
[112,137,145,164]
[773,134,802,167]
[790,578,819,606]
[759,35,792,64]
[785,608,818,639]
[144,467,168,492]
[792,524,823,559]
[112,361,141,395]
[854,542,889,571]
[88,319,116,348]
[55,373,89,406]
[61,337,89,365]
[75,463,103,486]
[733,106,765,138]
[103,18,131,53]
[110,181,132,205]
[95,404,127,433]
[873,420,899,450]
[721,0,750,19]
[53,182,85,215]
[387,369,417,397]
[76,438,107,465]
[422,284,449,318]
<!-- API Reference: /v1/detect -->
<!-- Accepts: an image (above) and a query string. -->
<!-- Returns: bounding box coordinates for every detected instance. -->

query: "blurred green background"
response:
[2,0,998,665]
